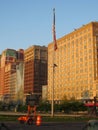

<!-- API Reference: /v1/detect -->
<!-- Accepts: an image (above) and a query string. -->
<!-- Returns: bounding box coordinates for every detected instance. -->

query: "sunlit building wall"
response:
[48,22,98,102]
[0,49,24,102]
[42,85,48,101]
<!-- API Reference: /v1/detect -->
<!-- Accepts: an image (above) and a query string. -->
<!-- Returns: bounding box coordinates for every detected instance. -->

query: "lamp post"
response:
[51,63,57,117]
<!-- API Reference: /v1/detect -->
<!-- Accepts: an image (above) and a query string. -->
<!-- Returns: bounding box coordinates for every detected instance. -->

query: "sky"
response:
[0,0,98,54]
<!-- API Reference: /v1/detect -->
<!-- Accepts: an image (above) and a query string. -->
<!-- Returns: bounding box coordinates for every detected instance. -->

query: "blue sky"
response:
[0,0,98,54]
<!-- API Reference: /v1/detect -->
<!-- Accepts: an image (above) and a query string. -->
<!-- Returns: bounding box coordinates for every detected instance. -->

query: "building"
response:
[24,45,47,98]
[48,22,98,102]
[0,49,24,103]
[42,85,48,101]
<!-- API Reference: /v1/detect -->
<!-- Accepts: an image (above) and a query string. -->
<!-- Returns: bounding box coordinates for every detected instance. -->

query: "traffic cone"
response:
[36,115,41,126]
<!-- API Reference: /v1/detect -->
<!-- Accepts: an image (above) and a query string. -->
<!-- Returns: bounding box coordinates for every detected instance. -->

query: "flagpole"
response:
[51,63,54,117]
[51,8,57,117]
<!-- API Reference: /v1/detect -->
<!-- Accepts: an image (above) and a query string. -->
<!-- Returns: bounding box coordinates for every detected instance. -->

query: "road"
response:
[0,111,92,130]
[0,122,86,130]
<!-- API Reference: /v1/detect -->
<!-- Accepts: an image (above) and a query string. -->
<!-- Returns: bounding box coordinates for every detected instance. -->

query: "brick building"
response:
[48,22,98,102]
[24,45,47,98]
[0,49,24,103]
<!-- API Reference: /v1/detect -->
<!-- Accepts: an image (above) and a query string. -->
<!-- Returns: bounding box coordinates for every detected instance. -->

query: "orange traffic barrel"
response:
[36,115,42,126]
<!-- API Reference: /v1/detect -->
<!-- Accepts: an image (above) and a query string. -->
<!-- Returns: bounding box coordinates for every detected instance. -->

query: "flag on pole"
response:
[53,8,57,51]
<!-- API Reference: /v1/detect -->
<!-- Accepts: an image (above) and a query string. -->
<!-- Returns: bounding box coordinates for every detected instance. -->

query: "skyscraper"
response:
[24,45,47,98]
[0,49,24,103]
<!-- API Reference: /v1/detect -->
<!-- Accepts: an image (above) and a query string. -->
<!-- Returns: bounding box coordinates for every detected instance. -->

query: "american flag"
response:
[53,8,57,51]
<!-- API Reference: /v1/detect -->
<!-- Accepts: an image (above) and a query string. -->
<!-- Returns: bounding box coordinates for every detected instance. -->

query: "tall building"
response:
[0,49,24,103]
[24,45,47,97]
[48,22,98,102]
[0,55,2,98]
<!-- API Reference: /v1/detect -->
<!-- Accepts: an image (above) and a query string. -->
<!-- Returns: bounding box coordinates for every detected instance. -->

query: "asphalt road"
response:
[0,122,87,130]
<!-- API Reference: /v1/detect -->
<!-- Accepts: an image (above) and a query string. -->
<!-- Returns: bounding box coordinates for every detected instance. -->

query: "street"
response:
[0,122,86,130]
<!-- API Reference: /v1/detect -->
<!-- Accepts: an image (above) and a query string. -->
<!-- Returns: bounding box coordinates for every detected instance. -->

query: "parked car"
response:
[83,120,98,130]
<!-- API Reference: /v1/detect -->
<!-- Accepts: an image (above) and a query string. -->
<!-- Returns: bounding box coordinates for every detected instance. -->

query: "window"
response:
[96,37,98,41]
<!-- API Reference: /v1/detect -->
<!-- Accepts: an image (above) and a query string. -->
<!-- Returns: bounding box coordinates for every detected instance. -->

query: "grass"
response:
[42,116,98,122]
[0,115,98,122]
[0,115,19,121]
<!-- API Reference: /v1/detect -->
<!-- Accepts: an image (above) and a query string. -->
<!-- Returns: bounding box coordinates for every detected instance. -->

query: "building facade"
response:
[48,22,98,102]
[42,85,48,101]
[0,49,24,103]
[24,45,47,98]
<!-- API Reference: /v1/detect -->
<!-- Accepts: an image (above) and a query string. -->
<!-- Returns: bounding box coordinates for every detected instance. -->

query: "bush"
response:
[61,101,87,113]
[37,101,51,112]
[17,105,27,112]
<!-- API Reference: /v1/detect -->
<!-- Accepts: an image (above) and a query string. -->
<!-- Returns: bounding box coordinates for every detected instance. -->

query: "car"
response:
[83,120,98,130]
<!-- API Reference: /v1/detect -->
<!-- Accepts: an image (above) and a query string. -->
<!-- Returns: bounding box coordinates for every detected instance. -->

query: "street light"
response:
[51,63,57,117]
